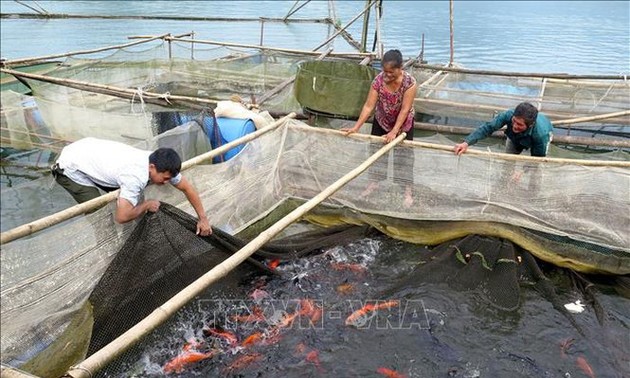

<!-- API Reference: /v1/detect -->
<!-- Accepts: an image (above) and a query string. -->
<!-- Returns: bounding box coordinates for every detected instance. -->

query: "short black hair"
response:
[149,148,181,176]
[513,102,538,127]
[382,49,403,69]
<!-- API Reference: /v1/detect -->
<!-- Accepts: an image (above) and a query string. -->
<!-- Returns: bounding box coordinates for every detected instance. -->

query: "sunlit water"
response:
[98,234,630,377]
[1,1,628,74]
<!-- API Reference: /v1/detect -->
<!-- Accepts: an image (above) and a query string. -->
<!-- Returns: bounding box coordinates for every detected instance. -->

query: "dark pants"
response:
[51,164,117,204]
[367,119,415,186]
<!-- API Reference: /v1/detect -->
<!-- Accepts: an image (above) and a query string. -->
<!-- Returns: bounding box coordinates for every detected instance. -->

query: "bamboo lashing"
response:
[0,114,295,245]
[290,123,630,167]
[64,132,407,378]
[1,34,169,67]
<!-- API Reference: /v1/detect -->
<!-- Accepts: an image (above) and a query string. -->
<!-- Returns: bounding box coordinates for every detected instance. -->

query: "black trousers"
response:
[51,163,118,204]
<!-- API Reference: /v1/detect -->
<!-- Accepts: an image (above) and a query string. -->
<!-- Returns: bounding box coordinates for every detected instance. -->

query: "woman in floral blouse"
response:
[342,49,417,207]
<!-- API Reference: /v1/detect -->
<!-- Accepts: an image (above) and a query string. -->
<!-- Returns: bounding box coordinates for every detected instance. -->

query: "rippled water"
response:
[1,1,628,74]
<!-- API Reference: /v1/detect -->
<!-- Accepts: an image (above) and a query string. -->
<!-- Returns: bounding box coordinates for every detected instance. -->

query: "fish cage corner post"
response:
[191,31,195,60]
[360,0,372,53]
[260,18,265,46]
[449,0,455,67]
[374,0,383,59]
[166,33,173,60]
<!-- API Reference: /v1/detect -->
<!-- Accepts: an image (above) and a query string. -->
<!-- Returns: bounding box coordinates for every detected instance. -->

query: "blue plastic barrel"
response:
[203,117,255,163]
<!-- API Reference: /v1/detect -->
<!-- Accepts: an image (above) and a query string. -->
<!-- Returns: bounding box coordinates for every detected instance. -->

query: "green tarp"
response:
[294,60,378,118]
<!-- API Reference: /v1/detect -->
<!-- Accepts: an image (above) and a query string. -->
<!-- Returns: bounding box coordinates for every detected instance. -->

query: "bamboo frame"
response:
[415,98,630,125]
[0,68,218,109]
[167,37,374,58]
[412,63,627,80]
[64,131,407,378]
[410,122,630,149]
[0,114,295,245]
[1,34,169,67]
[0,12,328,23]
[289,123,630,167]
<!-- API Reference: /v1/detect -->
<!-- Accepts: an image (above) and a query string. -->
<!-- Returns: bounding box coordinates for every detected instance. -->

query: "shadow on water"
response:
[99,233,629,378]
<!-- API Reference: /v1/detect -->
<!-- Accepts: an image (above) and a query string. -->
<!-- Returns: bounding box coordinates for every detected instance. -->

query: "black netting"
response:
[383,234,583,331]
[87,203,376,360]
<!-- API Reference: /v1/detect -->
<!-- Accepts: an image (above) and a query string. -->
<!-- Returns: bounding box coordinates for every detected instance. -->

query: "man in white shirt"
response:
[52,137,212,236]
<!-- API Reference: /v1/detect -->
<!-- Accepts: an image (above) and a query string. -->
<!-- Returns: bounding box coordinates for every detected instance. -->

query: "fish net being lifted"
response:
[1,119,628,377]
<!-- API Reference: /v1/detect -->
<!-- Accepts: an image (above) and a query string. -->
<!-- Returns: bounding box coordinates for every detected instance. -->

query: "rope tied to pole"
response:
[130,86,146,114]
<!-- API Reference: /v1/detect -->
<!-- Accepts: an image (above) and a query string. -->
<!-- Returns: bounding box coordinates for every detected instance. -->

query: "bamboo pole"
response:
[410,122,630,148]
[0,114,295,245]
[552,110,630,125]
[419,82,537,102]
[415,97,630,124]
[283,0,311,21]
[257,49,333,104]
[545,76,630,87]
[1,34,169,67]
[412,63,628,81]
[360,0,372,52]
[329,17,363,51]
[536,77,547,110]
[0,13,328,23]
[0,68,217,109]
[374,0,383,58]
[14,0,47,15]
[64,131,407,378]
[449,0,455,67]
[168,36,374,57]
[312,1,375,52]
[290,123,630,167]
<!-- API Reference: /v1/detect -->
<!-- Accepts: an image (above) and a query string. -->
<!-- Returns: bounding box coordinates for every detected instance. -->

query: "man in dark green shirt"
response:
[453,102,554,157]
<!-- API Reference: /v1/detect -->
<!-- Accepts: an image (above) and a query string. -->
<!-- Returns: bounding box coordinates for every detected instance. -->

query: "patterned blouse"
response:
[372,71,416,132]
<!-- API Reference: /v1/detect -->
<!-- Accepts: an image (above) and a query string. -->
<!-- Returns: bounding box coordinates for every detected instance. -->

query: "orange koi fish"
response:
[224,352,263,373]
[576,356,595,378]
[345,300,400,327]
[268,259,281,269]
[241,332,263,347]
[298,299,323,324]
[336,282,355,295]
[277,311,301,329]
[230,306,266,323]
[376,367,407,378]
[305,349,323,371]
[163,350,215,374]
[204,327,238,346]
[331,262,367,274]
